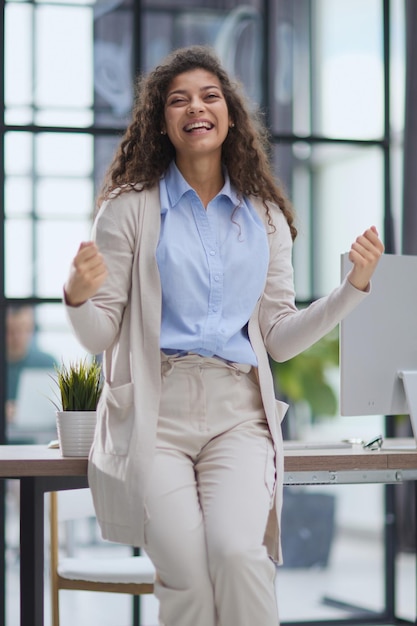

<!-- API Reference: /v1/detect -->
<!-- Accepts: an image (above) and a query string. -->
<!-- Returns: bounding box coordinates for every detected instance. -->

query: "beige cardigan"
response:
[66,185,368,564]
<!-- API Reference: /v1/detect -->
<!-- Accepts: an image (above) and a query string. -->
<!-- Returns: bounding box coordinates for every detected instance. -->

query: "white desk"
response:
[1,441,417,626]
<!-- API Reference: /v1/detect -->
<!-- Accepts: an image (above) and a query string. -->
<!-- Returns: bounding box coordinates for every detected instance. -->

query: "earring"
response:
[229,122,235,128]
[161,130,166,135]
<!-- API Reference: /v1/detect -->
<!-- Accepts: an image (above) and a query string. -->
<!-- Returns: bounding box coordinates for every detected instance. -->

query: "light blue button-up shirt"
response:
[157,161,269,365]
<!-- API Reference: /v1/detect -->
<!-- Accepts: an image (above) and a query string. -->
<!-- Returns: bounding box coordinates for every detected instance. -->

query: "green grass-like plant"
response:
[51,357,103,412]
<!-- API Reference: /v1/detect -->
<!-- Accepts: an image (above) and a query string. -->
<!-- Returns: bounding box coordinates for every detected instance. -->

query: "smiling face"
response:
[163,68,232,164]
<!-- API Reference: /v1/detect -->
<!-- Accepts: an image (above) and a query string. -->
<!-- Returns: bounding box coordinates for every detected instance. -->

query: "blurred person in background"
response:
[6,305,56,422]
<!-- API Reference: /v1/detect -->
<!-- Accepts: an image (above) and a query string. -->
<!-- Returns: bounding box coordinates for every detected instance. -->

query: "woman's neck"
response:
[175,156,224,208]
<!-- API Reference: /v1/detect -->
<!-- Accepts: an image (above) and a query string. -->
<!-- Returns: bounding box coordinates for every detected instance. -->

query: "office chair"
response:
[50,488,155,626]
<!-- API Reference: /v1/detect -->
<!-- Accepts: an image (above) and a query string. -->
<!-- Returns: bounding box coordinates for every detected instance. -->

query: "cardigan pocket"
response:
[264,436,277,508]
[96,381,134,455]
[275,399,289,423]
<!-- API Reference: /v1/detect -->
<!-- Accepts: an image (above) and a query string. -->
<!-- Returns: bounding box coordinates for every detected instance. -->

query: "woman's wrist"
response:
[63,287,86,308]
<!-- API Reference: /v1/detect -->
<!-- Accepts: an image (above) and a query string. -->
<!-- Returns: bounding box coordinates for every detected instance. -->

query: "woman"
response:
[64,46,384,626]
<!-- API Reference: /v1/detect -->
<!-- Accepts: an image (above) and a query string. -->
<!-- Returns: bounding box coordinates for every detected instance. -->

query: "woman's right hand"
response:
[64,241,108,306]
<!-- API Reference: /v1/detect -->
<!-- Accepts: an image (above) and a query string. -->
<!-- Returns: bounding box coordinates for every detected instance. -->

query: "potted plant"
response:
[271,327,340,438]
[51,357,103,457]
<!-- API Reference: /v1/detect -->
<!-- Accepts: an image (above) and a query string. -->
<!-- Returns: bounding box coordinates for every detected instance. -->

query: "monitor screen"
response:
[340,253,417,417]
[14,367,57,429]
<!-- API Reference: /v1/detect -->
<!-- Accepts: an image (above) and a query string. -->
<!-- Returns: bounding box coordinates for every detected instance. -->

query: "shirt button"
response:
[214,275,220,282]
[212,307,218,312]
[210,250,216,256]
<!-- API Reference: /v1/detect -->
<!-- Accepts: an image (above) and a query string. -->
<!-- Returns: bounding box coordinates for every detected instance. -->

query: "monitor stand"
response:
[382,371,417,450]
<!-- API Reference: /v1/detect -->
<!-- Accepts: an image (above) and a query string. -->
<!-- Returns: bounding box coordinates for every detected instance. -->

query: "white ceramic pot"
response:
[56,411,97,457]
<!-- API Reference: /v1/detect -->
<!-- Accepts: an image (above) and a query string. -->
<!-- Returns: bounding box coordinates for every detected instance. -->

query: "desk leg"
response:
[1,481,5,626]
[384,483,396,620]
[20,477,45,626]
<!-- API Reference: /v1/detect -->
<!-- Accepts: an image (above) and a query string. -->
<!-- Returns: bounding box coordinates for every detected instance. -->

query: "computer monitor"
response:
[13,368,57,430]
[340,253,417,428]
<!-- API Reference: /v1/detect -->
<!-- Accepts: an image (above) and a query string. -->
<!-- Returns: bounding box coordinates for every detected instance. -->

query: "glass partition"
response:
[4,131,94,298]
[1,1,410,626]
[273,143,384,300]
[269,0,384,139]
[5,2,94,127]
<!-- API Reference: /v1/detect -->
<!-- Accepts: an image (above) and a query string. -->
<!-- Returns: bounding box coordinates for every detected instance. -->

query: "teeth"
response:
[185,122,212,131]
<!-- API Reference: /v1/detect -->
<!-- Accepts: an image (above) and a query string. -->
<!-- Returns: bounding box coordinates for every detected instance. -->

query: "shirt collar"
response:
[163,160,240,208]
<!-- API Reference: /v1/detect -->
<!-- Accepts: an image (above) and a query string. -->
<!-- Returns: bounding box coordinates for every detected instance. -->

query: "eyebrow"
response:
[166,85,222,98]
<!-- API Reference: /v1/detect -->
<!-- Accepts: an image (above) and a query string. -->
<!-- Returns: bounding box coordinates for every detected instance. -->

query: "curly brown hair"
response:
[98,45,297,240]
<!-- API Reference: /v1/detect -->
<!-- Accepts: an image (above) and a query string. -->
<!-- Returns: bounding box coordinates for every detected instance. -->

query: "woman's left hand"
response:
[347,226,385,291]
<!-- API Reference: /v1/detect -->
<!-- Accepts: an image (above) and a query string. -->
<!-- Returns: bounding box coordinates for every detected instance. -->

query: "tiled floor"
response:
[4,482,417,626]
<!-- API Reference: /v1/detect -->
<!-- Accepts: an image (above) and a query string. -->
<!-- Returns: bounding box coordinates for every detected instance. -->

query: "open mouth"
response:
[184,121,214,133]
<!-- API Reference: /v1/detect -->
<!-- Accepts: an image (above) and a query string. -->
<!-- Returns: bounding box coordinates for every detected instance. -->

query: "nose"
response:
[187,97,204,114]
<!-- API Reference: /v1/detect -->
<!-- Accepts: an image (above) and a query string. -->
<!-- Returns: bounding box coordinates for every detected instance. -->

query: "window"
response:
[1,2,409,625]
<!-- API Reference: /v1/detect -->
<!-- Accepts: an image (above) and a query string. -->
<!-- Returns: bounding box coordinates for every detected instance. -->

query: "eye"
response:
[167,97,187,106]
[206,93,220,100]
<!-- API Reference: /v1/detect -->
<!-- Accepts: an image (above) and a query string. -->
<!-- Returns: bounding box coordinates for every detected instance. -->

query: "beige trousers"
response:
[143,353,279,626]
